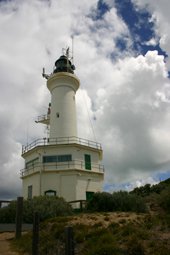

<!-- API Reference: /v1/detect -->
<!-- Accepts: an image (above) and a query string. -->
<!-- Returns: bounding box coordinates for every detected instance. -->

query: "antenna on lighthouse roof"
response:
[71,35,74,64]
[66,47,69,58]
[62,36,74,62]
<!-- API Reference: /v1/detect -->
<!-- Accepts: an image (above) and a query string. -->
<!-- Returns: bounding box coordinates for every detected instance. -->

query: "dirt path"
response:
[0,232,19,255]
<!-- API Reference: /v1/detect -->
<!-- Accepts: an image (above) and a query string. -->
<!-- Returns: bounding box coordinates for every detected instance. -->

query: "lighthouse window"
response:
[45,190,56,196]
[26,157,39,169]
[56,112,60,118]
[43,154,72,163]
[28,185,33,199]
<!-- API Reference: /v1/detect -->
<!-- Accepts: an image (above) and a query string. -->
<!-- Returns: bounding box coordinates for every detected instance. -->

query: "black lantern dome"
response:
[53,55,75,74]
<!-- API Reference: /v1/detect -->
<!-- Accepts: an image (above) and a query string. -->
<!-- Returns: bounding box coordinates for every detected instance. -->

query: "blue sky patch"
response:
[95,0,110,20]
[114,0,167,58]
[115,37,129,52]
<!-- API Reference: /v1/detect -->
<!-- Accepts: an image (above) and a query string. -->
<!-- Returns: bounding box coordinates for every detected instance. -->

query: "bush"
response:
[0,200,17,223]
[131,184,151,197]
[87,192,113,212]
[0,196,73,223]
[84,229,122,255]
[159,186,170,213]
[23,196,73,223]
[87,191,147,213]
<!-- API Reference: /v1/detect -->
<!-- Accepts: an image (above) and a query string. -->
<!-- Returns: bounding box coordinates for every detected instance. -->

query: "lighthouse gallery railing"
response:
[20,160,104,177]
[22,136,102,154]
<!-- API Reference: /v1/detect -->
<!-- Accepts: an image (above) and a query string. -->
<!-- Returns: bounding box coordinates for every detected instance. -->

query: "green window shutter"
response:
[84,154,91,170]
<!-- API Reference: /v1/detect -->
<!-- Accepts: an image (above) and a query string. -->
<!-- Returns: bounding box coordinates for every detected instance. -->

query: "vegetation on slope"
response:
[130,178,170,197]
[12,210,170,255]
[3,178,170,254]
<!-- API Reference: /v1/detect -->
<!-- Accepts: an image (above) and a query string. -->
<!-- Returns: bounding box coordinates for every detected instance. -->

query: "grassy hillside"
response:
[11,178,170,254]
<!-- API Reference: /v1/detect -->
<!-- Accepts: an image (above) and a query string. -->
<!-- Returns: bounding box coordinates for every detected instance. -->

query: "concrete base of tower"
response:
[22,169,104,204]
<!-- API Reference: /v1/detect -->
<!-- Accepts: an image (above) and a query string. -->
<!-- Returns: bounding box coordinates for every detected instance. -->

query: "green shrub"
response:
[86,192,113,212]
[23,196,73,223]
[84,229,122,255]
[130,178,170,197]
[87,191,147,213]
[159,186,170,213]
[112,191,147,212]
[0,196,73,223]
[130,184,151,197]
[0,200,16,223]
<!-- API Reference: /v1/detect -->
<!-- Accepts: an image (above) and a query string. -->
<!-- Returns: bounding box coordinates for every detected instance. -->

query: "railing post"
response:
[32,212,39,255]
[80,201,83,212]
[65,226,74,255]
[15,197,23,239]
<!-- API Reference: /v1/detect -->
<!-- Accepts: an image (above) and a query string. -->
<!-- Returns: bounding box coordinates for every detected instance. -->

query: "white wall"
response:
[47,73,79,138]
[22,169,103,200]
[22,173,40,198]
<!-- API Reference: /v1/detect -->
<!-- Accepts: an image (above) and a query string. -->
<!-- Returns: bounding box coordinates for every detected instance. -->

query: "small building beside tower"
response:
[20,51,104,202]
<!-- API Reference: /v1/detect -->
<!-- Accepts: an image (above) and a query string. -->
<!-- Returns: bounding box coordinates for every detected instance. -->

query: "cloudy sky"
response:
[1,0,170,199]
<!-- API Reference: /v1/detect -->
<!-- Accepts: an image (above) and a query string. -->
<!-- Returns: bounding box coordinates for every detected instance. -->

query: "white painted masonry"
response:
[47,73,79,138]
[21,53,104,203]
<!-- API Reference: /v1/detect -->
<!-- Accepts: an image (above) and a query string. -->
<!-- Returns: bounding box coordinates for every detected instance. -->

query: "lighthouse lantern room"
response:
[21,50,104,203]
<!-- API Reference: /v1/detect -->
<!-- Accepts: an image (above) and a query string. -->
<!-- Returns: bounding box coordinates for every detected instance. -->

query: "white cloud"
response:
[93,51,170,184]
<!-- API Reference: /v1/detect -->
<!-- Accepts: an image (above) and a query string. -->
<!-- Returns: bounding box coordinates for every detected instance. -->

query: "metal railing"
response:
[22,136,102,154]
[35,114,49,122]
[20,160,104,177]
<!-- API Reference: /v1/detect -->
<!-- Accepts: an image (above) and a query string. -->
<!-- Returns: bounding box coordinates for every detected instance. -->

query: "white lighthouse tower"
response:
[21,50,104,203]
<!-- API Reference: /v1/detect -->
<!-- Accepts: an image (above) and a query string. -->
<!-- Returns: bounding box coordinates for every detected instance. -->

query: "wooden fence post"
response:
[15,196,23,239]
[32,212,39,255]
[65,226,75,255]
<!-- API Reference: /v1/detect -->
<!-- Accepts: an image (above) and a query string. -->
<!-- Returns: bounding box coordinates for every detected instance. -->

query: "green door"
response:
[84,154,91,170]
[86,191,94,201]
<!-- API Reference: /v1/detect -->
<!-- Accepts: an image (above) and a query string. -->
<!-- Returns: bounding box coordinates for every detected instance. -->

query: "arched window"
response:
[44,190,56,196]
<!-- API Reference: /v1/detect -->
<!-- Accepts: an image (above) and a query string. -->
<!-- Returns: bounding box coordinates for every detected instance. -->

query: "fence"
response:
[14,197,79,255]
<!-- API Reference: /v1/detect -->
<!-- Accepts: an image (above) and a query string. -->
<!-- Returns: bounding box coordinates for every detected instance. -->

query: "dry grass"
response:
[69,212,145,228]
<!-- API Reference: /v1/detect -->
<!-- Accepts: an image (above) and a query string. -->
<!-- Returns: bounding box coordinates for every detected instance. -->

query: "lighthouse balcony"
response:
[22,136,102,154]
[35,114,50,125]
[20,160,104,178]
